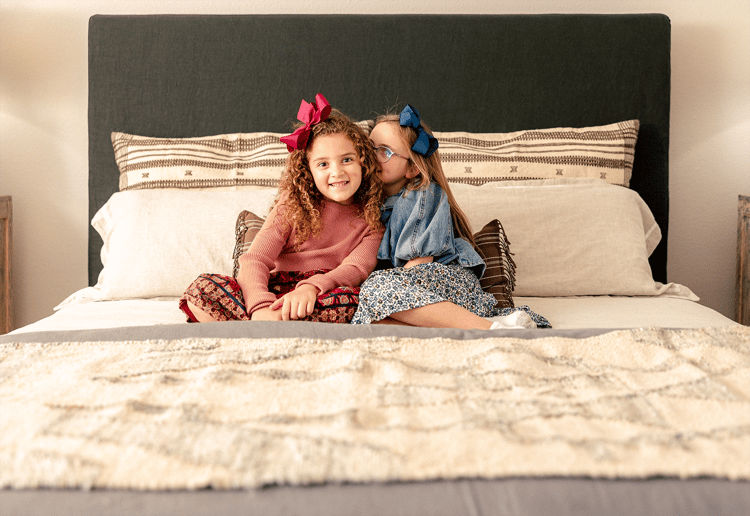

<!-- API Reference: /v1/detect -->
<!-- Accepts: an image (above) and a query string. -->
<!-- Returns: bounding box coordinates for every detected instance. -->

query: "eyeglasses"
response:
[374,146,409,163]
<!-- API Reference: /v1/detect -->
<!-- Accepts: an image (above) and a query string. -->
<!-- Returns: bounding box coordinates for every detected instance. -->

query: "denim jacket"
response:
[378,182,486,279]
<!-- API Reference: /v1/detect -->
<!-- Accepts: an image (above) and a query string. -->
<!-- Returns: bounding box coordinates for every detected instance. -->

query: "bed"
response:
[2,13,748,516]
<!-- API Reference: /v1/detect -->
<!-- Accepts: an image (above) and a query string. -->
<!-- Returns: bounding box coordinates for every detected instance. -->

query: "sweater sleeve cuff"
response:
[295,276,331,296]
[244,294,277,315]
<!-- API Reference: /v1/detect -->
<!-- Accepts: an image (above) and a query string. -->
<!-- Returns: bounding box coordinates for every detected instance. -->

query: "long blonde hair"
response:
[375,113,476,248]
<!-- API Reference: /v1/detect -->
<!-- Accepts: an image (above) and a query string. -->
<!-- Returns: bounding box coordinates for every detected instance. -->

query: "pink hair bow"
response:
[280,93,332,152]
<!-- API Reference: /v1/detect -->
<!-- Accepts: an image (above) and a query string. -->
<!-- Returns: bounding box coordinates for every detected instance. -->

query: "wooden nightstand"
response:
[737,195,749,325]
[0,196,11,334]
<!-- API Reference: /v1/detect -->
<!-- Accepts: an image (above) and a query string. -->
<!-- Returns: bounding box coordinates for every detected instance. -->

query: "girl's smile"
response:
[306,133,363,205]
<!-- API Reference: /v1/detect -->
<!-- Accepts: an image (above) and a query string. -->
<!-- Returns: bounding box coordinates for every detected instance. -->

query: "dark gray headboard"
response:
[88,14,670,285]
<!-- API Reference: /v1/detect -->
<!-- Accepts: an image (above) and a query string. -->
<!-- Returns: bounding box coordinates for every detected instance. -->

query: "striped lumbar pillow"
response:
[111,120,375,192]
[435,119,639,187]
[111,132,287,191]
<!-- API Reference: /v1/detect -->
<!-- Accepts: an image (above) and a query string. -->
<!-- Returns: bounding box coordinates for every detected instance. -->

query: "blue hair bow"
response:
[399,104,439,158]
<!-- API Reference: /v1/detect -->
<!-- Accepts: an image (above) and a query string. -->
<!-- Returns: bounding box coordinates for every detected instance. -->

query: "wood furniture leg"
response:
[0,196,12,334]
[737,195,749,325]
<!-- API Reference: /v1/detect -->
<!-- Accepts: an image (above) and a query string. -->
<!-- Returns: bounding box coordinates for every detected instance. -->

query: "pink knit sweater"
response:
[237,200,384,315]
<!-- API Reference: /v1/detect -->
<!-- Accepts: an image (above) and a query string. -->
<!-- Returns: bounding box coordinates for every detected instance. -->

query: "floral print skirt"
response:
[351,262,550,327]
[179,270,360,324]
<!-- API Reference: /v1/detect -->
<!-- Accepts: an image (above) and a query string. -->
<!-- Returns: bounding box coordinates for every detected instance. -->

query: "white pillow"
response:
[450,181,696,298]
[57,180,696,309]
[57,188,278,308]
[479,178,661,255]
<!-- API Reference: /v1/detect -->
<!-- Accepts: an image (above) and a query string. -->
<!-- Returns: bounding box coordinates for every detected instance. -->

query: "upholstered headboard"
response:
[88,14,670,285]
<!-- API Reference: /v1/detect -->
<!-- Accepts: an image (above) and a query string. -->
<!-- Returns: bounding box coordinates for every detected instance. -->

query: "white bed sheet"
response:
[9,298,187,334]
[8,296,739,335]
[516,296,740,329]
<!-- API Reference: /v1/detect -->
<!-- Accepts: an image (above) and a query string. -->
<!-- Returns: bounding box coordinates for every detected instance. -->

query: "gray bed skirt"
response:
[3,477,748,516]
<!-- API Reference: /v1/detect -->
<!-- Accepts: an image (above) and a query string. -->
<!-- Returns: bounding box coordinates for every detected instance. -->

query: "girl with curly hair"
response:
[180,94,384,323]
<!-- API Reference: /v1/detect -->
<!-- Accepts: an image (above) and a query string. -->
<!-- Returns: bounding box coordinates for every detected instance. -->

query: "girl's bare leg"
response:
[385,301,493,330]
[372,317,413,326]
[186,300,217,323]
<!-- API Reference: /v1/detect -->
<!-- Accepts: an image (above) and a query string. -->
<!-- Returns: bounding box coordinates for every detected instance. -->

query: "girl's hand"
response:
[269,284,319,320]
[250,307,283,321]
[404,256,434,268]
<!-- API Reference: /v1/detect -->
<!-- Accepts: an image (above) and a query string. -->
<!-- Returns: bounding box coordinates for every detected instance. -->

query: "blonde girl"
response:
[351,104,548,329]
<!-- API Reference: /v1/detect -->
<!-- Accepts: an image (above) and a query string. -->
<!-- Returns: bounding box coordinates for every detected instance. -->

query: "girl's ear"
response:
[405,163,419,179]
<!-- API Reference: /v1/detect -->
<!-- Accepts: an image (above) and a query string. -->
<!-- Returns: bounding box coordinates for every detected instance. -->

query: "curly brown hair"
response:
[277,110,384,247]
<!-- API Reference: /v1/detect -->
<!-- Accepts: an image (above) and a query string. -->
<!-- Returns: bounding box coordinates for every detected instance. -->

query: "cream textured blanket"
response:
[2,326,749,490]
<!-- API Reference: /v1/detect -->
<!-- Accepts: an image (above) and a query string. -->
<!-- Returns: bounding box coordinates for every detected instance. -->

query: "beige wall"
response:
[1,0,749,329]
